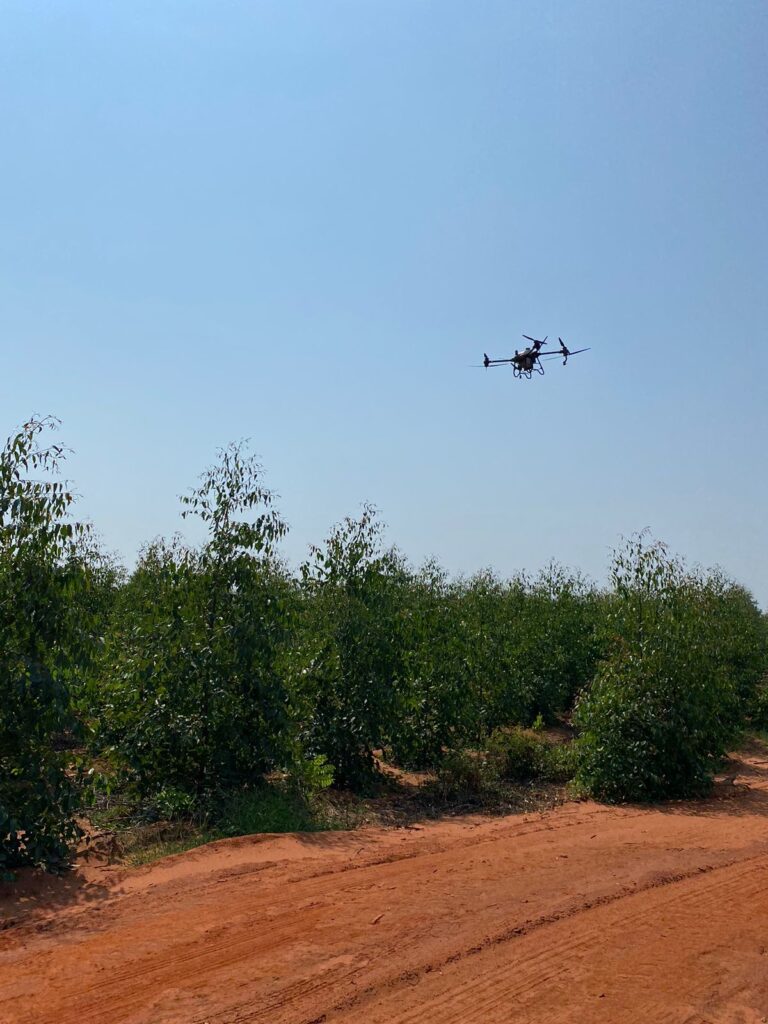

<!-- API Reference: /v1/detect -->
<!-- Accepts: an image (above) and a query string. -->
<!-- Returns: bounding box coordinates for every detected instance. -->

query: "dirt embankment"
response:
[2,746,768,1024]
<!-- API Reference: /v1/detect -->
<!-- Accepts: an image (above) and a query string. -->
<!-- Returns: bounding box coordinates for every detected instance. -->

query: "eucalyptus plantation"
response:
[3,418,768,875]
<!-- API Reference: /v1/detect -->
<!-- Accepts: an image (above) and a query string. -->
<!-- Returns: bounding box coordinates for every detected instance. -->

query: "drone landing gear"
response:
[513,365,543,380]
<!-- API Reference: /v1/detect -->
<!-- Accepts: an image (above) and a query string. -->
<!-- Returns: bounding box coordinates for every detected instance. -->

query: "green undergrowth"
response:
[127,834,218,866]
[431,728,578,806]
[85,738,579,867]
[86,779,348,867]
[217,786,325,836]
[124,728,768,869]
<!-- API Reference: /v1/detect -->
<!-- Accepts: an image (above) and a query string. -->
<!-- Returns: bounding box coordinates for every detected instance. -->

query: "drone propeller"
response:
[557,337,590,356]
[540,346,591,361]
[472,336,591,376]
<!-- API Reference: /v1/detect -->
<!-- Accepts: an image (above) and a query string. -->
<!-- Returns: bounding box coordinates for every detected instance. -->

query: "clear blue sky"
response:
[2,1,767,604]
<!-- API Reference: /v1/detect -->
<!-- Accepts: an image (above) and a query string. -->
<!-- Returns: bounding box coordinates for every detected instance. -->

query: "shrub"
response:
[575,536,747,802]
[486,727,577,783]
[434,749,499,800]
[487,728,548,781]
[215,784,327,836]
[541,740,579,783]
[286,752,335,801]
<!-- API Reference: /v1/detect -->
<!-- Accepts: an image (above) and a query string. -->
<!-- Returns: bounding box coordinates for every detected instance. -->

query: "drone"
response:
[476,335,590,379]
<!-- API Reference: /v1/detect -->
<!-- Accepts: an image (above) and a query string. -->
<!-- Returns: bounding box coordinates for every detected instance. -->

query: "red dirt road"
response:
[2,749,768,1024]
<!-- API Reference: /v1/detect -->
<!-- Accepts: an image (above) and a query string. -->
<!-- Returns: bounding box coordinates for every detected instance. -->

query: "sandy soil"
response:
[2,746,768,1024]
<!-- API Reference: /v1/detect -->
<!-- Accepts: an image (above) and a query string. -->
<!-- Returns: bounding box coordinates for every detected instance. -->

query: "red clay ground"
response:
[2,746,768,1024]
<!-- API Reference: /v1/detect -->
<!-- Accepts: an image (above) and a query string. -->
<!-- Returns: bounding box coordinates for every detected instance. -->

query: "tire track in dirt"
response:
[345,855,768,1024]
[44,834,768,1023]
[3,808,617,982]
[218,853,768,1024]
[2,752,768,1024]
[376,856,768,1024]
[0,806,611,948]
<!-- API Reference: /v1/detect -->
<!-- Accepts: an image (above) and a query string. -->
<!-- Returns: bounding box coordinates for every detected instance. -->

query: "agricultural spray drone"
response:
[474,335,590,380]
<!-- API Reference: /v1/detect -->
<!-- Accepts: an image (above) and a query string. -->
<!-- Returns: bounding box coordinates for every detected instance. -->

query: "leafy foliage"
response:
[215,782,334,838]
[93,443,296,799]
[0,418,88,872]
[486,727,577,783]
[752,677,768,730]
[388,561,481,768]
[434,748,500,800]
[574,536,762,802]
[291,505,408,788]
[386,563,602,769]
[487,728,551,781]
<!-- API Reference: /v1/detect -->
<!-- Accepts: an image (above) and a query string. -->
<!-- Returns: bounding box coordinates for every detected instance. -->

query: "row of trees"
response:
[2,418,767,871]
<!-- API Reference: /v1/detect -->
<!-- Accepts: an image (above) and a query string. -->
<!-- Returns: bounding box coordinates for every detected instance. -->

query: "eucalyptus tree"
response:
[95,443,295,803]
[292,505,409,788]
[575,535,765,801]
[0,418,87,871]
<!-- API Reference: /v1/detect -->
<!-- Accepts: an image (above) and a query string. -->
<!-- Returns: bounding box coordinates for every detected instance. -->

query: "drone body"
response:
[479,335,590,379]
